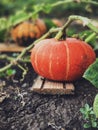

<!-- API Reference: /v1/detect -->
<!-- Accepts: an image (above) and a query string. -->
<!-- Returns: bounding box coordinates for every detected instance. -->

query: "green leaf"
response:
[33,3,52,14]
[85,104,90,111]
[0,18,8,41]
[92,121,97,128]
[83,58,98,88]
[93,94,98,118]
[0,17,8,30]
[84,123,91,128]
[80,108,85,114]
[6,69,16,76]
[42,4,52,13]
[9,10,30,27]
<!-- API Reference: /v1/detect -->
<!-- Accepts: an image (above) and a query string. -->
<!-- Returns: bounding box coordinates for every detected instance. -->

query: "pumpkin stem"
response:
[55,15,98,40]
[55,18,72,40]
[0,15,98,73]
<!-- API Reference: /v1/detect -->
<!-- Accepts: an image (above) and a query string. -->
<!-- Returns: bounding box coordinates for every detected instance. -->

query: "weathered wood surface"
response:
[0,43,29,52]
[32,76,75,95]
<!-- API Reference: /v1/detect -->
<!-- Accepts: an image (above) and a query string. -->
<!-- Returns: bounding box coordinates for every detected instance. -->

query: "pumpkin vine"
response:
[0,15,97,75]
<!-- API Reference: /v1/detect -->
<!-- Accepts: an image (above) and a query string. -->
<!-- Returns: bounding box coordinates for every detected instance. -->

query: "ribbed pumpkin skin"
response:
[31,38,96,81]
[11,19,47,46]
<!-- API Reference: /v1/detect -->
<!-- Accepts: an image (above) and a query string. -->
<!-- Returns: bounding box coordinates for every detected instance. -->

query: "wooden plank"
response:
[64,83,75,94]
[32,76,44,93]
[41,80,64,94]
[0,43,31,52]
[31,76,75,95]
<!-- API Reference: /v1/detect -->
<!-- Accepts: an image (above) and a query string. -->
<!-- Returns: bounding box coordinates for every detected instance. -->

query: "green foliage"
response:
[67,28,98,49]
[0,69,16,78]
[80,103,98,128]
[0,0,98,42]
[0,2,54,42]
[9,10,31,27]
[83,59,98,88]
[93,94,98,118]
[44,19,57,30]
[0,0,35,16]
[33,3,52,14]
[79,31,97,49]
[0,18,8,41]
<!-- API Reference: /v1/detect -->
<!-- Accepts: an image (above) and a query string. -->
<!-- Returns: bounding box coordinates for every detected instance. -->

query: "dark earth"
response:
[0,51,98,130]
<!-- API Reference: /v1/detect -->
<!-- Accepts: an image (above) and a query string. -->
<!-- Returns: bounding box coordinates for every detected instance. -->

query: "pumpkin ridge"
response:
[48,45,54,79]
[23,22,29,37]
[32,26,38,38]
[28,22,31,38]
[29,24,35,38]
[36,23,43,35]
[64,41,70,80]
[34,45,43,74]
[18,24,23,38]
[40,50,46,75]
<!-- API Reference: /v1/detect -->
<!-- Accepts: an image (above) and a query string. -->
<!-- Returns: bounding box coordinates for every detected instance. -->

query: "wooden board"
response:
[31,76,75,95]
[0,43,30,52]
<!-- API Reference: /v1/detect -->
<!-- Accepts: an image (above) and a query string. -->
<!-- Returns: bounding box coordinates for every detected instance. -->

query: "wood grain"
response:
[0,43,31,52]
[31,76,75,95]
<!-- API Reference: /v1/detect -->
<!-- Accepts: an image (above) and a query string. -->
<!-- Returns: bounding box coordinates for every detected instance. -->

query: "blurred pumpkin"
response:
[52,19,63,27]
[11,19,47,46]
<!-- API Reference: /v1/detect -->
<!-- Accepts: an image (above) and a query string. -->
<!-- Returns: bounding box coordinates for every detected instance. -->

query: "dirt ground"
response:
[0,52,98,130]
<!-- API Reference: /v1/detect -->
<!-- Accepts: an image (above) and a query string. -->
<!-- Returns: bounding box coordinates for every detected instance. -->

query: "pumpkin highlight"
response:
[31,38,96,81]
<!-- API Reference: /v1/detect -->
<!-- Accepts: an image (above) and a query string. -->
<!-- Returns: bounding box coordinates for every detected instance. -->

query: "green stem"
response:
[52,0,98,7]
[10,0,98,28]
[81,0,98,5]
[0,63,13,72]
[0,55,14,61]
[0,15,98,73]
[55,15,98,40]
[69,15,98,33]
[52,0,73,7]
[0,54,31,63]
[85,32,96,43]
[17,64,27,81]
[16,27,60,60]
[55,18,73,40]
[18,64,26,72]
[0,27,60,73]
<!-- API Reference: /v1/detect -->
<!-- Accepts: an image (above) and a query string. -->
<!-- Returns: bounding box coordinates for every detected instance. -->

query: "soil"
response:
[0,52,98,130]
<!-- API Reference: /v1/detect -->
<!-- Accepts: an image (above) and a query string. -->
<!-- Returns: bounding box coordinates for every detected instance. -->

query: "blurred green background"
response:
[0,0,98,43]
[0,0,98,17]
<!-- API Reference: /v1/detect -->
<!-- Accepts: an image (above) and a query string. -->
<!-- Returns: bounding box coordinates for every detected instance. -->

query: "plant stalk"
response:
[55,15,98,40]
[0,15,98,73]
[0,27,60,73]
[85,32,96,43]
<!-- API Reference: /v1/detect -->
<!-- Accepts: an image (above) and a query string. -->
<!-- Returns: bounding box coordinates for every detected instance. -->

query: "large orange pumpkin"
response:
[31,38,96,81]
[11,19,47,46]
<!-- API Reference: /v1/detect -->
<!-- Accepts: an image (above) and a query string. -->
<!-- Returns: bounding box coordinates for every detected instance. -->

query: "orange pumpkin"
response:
[31,38,96,81]
[11,19,47,46]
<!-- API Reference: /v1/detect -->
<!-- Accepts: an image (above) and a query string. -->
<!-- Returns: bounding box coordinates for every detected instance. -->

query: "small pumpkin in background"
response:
[52,19,63,27]
[11,19,47,46]
[11,18,63,46]
[31,38,96,81]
